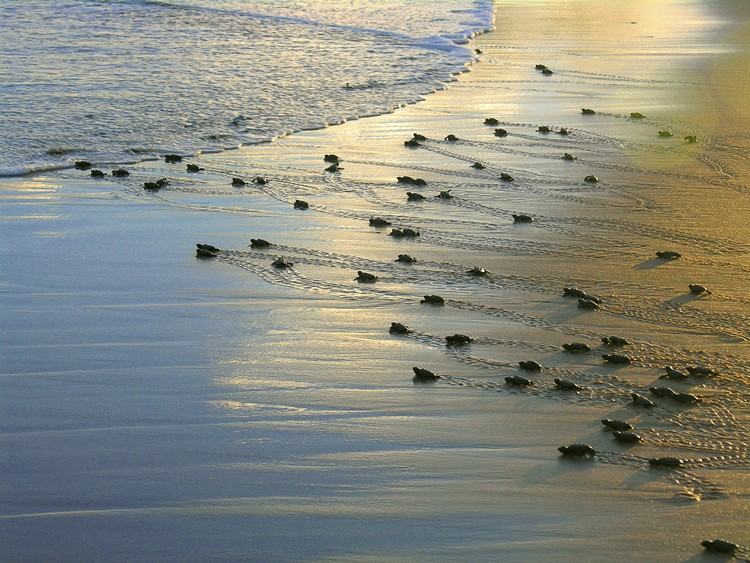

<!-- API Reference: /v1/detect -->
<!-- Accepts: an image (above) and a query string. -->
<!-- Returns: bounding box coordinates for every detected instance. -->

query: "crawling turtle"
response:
[253,176,267,185]
[406,192,426,202]
[325,163,340,173]
[271,257,293,269]
[688,284,710,295]
[413,367,439,382]
[650,386,678,399]
[494,128,509,137]
[603,354,631,364]
[474,48,482,54]
[196,243,219,253]
[250,238,271,249]
[563,287,588,298]
[562,153,576,161]
[395,254,417,264]
[613,430,642,443]
[649,457,683,468]
[541,68,553,76]
[686,365,717,377]
[323,154,340,163]
[369,217,392,227]
[446,334,473,347]
[601,336,629,346]
[143,181,161,191]
[471,162,486,170]
[90,169,105,178]
[581,108,596,115]
[701,539,739,554]
[674,392,702,404]
[632,393,655,408]
[111,169,129,177]
[232,177,247,187]
[535,64,548,70]
[404,139,421,148]
[538,126,551,133]
[397,176,427,186]
[601,419,633,431]
[500,172,514,182]
[655,250,681,259]
[155,178,169,188]
[421,295,445,305]
[554,378,584,391]
[196,247,217,259]
[684,135,697,144]
[630,112,646,119]
[519,360,542,371]
[505,375,533,386]
[74,160,92,170]
[293,199,309,210]
[389,322,412,335]
[657,130,673,138]
[563,343,590,353]
[466,266,489,276]
[660,366,688,381]
[412,133,427,142]
[584,175,599,183]
[437,190,453,200]
[164,154,182,163]
[444,134,459,142]
[578,298,599,310]
[186,164,203,173]
[512,214,533,223]
[389,228,420,238]
[355,271,378,283]
[484,118,500,126]
[558,128,569,136]
[558,444,595,457]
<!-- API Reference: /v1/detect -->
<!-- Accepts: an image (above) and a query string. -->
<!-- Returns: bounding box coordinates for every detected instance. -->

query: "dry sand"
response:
[2,0,750,561]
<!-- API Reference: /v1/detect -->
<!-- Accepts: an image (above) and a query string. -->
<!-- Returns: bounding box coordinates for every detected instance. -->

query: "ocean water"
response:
[0,0,492,176]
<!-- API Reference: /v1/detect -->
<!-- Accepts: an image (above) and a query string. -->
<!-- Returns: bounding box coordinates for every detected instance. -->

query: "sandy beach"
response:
[2,1,750,561]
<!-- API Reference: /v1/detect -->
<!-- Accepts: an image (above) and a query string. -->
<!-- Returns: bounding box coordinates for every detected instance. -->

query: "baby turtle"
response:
[466,266,489,276]
[558,128,569,136]
[684,135,697,144]
[271,257,293,269]
[389,228,420,238]
[164,154,182,163]
[74,160,92,170]
[186,164,203,173]
[369,217,392,227]
[701,539,739,554]
[688,284,710,295]
[630,112,646,119]
[562,153,576,161]
[474,48,482,54]
[412,133,427,142]
[395,254,417,264]
[406,192,426,202]
[601,419,633,431]
[660,366,688,381]
[90,169,105,178]
[404,139,421,148]
[143,181,161,191]
[674,392,702,404]
[253,176,267,185]
[505,375,533,386]
[535,64,548,70]
[541,68,553,76]
[437,190,453,200]
[603,354,631,364]
[397,176,427,186]
[648,457,682,468]
[421,295,445,305]
[554,378,584,391]
[563,343,591,353]
[446,334,473,347]
[518,360,542,371]
[250,238,271,249]
[196,247,217,259]
[413,367,439,382]
[196,243,219,253]
[537,126,551,133]
[355,271,378,283]
[444,134,459,142]
[325,163,340,173]
[484,117,500,126]
[657,130,673,138]
[111,169,129,177]
[650,386,678,399]
[323,154,340,163]
[632,393,655,408]
[500,172,514,182]
[232,177,247,187]
[558,444,595,457]
[293,199,309,210]
[601,336,629,346]
[471,162,486,170]
[155,178,169,188]
[581,108,596,115]
[389,322,412,335]
[578,298,599,310]
[494,128,509,137]
[655,250,681,259]
[686,365,717,377]
[512,214,533,223]
[584,175,599,183]
[613,430,642,444]
[563,287,587,298]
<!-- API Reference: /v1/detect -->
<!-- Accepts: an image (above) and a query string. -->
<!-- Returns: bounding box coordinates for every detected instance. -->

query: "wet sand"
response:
[2,1,750,561]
